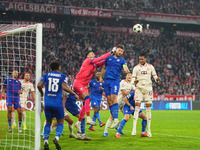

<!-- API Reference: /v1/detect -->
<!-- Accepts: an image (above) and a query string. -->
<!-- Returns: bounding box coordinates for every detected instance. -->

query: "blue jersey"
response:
[66,93,77,104]
[125,91,135,107]
[104,55,127,81]
[3,78,22,97]
[40,71,68,107]
[89,79,104,100]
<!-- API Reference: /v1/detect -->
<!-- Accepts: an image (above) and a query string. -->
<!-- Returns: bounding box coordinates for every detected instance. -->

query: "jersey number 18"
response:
[48,78,59,92]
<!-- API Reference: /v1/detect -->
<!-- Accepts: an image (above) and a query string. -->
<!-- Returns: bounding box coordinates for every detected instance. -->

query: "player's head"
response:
[24,73,30,81]
[12,70,19,79]
[50,62,61,71]
[139,51,147,65]
[95,72,101,81]
[126,72,132,82]
[115,44,124,57]
[86,50,95,58]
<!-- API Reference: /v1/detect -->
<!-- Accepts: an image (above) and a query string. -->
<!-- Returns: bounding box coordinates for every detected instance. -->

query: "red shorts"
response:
[73,80,88,99]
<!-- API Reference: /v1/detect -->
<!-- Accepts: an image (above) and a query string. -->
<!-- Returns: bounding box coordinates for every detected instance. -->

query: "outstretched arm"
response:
[91,52,111,64]
[97,60,105,67]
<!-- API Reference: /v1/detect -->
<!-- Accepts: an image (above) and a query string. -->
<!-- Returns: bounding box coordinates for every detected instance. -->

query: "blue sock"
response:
[142,120,147,133]
[81,118,85,134]
[56,123,63,139]
[110,103,119,119]
[19,120,22,127]
[44,123,51,140]
[90,115,96,128]
[117,119,127,134]
[8,119,11,127]
[95,112,102,125]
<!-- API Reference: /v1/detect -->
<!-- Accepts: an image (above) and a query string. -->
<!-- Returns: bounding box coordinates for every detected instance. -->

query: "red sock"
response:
[85,99,91,116]
[78,105,85,121]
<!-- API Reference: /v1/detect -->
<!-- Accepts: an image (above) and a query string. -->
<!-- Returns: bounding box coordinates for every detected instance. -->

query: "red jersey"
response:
[75,52,111,85]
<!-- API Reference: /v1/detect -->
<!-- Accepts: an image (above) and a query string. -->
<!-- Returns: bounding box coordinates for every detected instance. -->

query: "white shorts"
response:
[20,98,27,108]
[135,87,153,104]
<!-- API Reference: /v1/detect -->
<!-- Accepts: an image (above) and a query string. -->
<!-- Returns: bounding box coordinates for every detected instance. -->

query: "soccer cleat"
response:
[53,138,61,150]
[119,130,125,135]
[69,133,77,138]
[132,130,136,136]
[111,119,120,129]
[103,133,110,137]
[44,142,49,150]
[61,132,64,136]
[141,133,148,137]
[100,122,105,127]
[147,131,152,137]
[88,127,95,131]
[81,134,92,140]
[12,124,17,129]
[115,133,120,138]
[23,124,27,130]
[75,122,82,133]
[9,127,12,132]
[86,120,97,126]
[18,126,22,133]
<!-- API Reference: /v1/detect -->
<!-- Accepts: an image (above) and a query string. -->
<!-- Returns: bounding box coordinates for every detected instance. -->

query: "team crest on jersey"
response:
[94,64,96,66]
[94,83,96,85]
[126,110,128,113]
[109,59,111,61]
[100,83,102,85]
[147,68,150,71]
[117,59,120,62]
[94,102,96,105]
[80,88,83,91]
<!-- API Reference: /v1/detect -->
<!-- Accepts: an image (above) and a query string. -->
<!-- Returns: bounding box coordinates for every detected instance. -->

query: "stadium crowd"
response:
[6,0,200,16]
[41,21,200,96]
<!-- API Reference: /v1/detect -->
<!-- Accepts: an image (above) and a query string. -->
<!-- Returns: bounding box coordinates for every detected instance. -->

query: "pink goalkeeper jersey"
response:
[75,52,111,85]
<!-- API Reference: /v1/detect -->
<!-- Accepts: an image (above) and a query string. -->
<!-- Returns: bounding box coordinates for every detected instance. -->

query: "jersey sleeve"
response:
[151,65,158,80]
[122,59,127,66]
[19,81,22,90]
[131,67,137,84]
[40,74,46,83]
[126,91,135,100]
[62,74,68,84]
[89,80,93,87]
[90,52,111,64]
[30,83,35,92]
[97,60,105,67]
[104,57,108,66]
[120,80,126,90]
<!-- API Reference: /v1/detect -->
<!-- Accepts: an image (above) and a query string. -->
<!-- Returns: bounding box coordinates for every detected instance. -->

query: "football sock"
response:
[22,111,26,125]
[81,118,85,134]
[18,120,22,128]
[68,124,73,135]
[55,123,63,140]
[110,103,119,119]
[95,111,102,125]
[117,119,127,134]
[44,123,51,140]
[90,115,96,128]
[142,120,147,133]
[146,107,151,131]
[8,119,11,127]
[85,96,91,116]
[133,106,140,132]
[104,118,112,133]
[78,102,85,121]
[12,112,16,125]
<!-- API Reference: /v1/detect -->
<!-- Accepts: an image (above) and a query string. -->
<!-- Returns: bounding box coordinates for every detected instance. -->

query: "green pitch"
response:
[0,110,200,150]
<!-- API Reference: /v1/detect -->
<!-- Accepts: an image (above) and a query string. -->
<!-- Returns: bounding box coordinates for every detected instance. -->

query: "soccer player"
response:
[88,72,105,131]
[103,72,134,136]
[12,73,35,130]
[115,91,148,138]
[74,48,116,133]
[131,51,160,137]
[37,62,79,150]
[100,44,130,137]
[1,70,22,133]
[65,92,91,140]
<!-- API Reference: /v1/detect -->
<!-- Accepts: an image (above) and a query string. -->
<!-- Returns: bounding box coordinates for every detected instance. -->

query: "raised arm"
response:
[91,52,111,64]
[97,60,105,68]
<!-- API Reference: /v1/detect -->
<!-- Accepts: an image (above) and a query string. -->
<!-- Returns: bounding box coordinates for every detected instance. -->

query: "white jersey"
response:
[19,79,35,101]
[132,63,158,91]
[117,79,135,103]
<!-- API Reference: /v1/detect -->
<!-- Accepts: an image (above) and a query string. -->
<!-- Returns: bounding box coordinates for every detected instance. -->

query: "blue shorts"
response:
[124,105,142,115]
[65,102,80,116]
[6,97,21,109]
[91,98,101,109]
[44,106,64,120]
[104,79,120,97]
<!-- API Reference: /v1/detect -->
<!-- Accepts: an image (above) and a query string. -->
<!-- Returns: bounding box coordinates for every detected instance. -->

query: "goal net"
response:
[0,24,42,150]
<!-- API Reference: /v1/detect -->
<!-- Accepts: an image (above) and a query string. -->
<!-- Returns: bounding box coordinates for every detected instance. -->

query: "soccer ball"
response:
[133,24,143,34]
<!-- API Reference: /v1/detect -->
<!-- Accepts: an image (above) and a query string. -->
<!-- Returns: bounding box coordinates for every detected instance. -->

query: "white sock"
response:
[55,136,59,141]
[44,140,48,144]
[133,106,140,132]
[22,111,26,125]
[42,120,46,133]
[68,124,73,135]
[104,118,112,133]
[146,107,151,131]
[12,112,16,125]
[87,116,91,121]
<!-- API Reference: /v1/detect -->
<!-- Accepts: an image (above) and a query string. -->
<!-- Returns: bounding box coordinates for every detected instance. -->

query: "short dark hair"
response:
[117,44,124,50]
[50,62,60,71]
[85,50,93,57]
[139,51,147,58]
